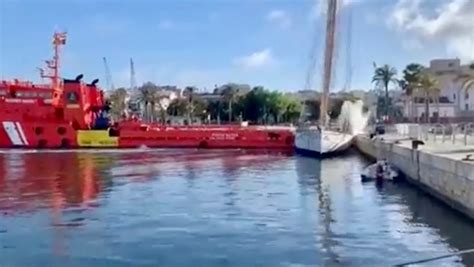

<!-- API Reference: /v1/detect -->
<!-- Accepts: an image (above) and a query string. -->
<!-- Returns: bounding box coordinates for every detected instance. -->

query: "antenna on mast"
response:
[48,31,67,108]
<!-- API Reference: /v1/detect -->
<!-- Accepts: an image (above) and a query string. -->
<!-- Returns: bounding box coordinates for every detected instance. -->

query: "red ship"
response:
[0,32,294,150]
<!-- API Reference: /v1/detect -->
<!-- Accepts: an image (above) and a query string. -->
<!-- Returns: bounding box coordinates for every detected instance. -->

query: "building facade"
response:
[404,59,474,122]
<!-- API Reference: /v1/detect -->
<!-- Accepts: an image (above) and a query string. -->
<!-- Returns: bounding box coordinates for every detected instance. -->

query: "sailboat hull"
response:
[295,128,353,158]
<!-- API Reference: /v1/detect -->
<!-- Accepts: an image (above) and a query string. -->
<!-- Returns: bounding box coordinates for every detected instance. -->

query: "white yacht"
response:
[295,0,354,157]
[295,127,353,156]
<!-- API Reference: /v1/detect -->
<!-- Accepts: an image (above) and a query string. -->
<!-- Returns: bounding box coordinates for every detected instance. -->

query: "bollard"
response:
[442,125,446,143]
[412,140,424,149]
[453,124,456,144]
[464,124,468,145]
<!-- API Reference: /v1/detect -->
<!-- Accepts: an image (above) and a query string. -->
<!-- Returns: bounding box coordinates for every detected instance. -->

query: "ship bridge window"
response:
[66,91,79,103]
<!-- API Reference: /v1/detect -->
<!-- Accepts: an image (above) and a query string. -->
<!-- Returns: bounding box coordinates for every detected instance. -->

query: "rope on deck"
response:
[393,248,474,266]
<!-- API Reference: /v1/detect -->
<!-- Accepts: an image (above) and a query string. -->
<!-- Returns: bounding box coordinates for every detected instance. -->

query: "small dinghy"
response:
[361,160,399,182]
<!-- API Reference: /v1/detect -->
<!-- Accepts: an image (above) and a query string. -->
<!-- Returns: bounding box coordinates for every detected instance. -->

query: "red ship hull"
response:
[0,120,294,150]
[0,32,295,150]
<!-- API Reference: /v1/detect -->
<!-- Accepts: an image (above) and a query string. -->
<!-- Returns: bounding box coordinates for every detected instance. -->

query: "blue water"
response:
[1,149,473,266]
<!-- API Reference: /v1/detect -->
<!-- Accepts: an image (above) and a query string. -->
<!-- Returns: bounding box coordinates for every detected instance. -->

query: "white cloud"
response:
[158,20,175,30]
[234,48,276,69]
[388,0,474,60]
[266,9,292,29]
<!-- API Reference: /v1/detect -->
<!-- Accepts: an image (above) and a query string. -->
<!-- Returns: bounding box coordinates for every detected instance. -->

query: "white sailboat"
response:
[295,0,354,156]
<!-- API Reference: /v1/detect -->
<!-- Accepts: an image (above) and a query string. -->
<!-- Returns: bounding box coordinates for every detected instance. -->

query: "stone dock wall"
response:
[355,135,474,220]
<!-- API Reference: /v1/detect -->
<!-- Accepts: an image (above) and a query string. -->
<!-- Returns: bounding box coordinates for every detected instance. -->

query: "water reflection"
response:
[0,153,111,213]
[0,149,291,216]
[0,149,473,266]
[384,184,474,266]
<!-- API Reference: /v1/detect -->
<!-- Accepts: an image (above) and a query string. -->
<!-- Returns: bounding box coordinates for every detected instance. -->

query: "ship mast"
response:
[319,0,338,127]
[40,32,67,108]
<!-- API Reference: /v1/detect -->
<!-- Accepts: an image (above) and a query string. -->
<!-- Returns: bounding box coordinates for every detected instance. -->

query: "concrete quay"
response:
[355,134,474,220]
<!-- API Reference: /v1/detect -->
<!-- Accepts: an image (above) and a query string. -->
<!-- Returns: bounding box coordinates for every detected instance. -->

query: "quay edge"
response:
[355,134,474,220]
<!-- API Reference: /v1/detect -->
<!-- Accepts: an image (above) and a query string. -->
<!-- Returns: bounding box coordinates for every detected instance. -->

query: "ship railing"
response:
[393,123,474,146]
[132,123,293,132]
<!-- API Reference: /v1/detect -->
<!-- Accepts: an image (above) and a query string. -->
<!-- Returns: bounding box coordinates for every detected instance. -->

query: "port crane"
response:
[103,57,115,91]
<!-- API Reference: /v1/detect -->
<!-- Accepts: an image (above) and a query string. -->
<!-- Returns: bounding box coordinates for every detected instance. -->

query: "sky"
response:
[0,0,473,92]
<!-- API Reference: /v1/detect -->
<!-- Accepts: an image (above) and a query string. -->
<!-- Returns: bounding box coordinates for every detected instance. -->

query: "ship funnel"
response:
[91,79,99,86]
[75,74,84,82]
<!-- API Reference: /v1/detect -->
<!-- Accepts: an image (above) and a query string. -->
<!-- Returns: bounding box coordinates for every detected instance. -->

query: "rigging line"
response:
[301,10,323,122]
[393,248,474,267]
[304,18,322,92]
[343,3,353,92]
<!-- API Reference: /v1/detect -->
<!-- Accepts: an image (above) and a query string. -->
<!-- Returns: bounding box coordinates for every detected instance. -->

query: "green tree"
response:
[107,87,129,119]
[372,64,398,117]
[192,98,209,122]
[240,86,268,123]
[184,86,197,122]
[280,96,302,123]
[265,91,285,123]
[401,63,424,122]
[220,84,240,122]
[418,73,439,123]
[207,100,224,124]
[138,82,159,122]
[167,98,188,116]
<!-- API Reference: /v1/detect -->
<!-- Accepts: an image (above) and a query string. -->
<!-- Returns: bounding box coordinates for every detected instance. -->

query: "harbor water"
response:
[1,149,474,266]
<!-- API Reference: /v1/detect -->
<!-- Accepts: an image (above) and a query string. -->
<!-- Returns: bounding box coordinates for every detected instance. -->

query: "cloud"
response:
[234,48,276,69]
[158,20,175,30]
[388,0,474,60]
[266,9,292,29]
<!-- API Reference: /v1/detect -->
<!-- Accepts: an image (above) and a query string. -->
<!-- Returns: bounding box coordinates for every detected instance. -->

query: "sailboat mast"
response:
[319,0,338,126]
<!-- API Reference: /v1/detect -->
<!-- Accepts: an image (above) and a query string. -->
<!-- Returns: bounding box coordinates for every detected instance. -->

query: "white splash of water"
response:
[337,100,370,135]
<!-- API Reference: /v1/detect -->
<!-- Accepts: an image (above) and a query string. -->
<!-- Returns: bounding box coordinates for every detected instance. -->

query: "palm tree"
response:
[138,82,159,122]
[184,86,197,123]
[108,88,129,119]
[220,84,239,122]
[401,63,424,122]
[418,73,439,123]
[372,64,398,118]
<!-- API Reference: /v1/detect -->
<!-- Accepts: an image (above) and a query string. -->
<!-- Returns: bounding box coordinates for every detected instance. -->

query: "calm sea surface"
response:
[1,149,474,266]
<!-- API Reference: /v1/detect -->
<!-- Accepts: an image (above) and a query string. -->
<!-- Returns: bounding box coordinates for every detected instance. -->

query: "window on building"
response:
[466,92,469,99]
[466,104,469,111]
[453,93,456,100]
[448,63,454,67]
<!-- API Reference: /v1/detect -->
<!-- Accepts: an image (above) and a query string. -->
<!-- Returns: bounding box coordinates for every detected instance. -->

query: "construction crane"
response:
[103,57,115,91]
[130,58,136,91]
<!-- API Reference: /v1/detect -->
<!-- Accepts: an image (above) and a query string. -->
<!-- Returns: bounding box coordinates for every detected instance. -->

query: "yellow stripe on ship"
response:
[77,130,118,147]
